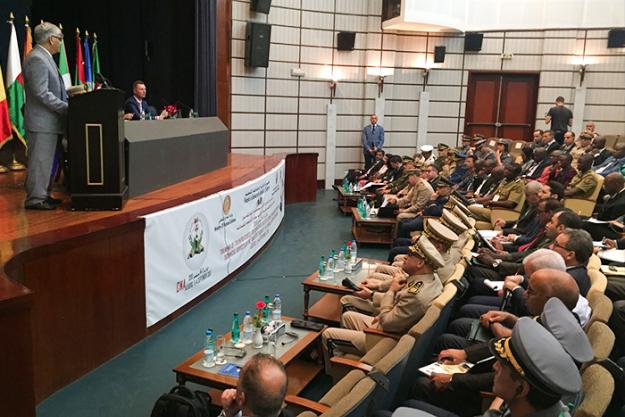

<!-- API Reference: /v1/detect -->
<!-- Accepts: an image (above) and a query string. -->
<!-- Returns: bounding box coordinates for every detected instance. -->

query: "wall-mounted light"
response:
[422,67,430,86]
[367,67,394,97]
[578,64,587,86]
[376,76,385,96]
[571,56,595,87]
[329,78,338,101]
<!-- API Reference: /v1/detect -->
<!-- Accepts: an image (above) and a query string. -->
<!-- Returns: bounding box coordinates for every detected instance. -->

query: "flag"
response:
[92,33,101,82]
[83,32,93,91]
[74,29,85,86]
[58,25,72,90]
[6,20,26,147]
[23,17,32,59]
[0,65,13,149]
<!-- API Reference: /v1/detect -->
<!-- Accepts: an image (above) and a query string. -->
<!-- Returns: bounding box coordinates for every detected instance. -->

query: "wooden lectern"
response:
[68,89,128,210]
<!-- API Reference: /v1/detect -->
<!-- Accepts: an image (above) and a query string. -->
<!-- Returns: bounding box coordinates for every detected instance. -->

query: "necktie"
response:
[372,125,375,134]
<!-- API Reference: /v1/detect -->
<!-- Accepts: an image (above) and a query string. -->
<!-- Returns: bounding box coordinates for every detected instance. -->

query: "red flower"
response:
[256,301,266,309]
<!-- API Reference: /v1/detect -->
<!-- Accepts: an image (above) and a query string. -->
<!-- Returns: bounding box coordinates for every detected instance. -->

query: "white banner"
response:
[144,160,285,326]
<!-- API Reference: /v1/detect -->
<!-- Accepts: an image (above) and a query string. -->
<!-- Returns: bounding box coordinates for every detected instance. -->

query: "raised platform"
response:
[0,153,285,417]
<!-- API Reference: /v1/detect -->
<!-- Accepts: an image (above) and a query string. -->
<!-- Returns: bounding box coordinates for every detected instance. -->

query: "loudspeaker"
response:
[434,46,446,63]
[245,22,271,68]
[464,33,483,52]
[250,0,272,14]
[337,32,356,51]
[608,29,625,48]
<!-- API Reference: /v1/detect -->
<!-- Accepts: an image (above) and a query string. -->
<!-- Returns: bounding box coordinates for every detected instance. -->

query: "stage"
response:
[0,153,294,417]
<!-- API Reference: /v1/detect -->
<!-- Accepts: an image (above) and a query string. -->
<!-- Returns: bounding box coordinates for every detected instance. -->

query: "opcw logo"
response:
[183,213,209,271]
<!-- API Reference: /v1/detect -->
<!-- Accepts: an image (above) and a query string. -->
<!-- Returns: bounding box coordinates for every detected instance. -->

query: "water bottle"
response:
[319,256,326,277]
[203,329,216,368]
[326,256,335,279]
[345,242,352,264]
[242,311,254,344]
[272,293,282,323]
[337,250,345,271]
[263,295,271,324]
[349,182,354,193]
[231,313,240,344]
[332,250,339,271]
[342,178,349,192]
[351,240,358,262]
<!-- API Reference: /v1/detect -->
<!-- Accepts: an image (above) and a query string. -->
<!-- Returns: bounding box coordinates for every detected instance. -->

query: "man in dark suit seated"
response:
[583,172,625,240]
[123,80,168,120]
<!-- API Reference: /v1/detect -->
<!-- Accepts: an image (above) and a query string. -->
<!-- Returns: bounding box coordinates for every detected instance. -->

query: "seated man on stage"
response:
[123,80,168,120]
[321,237,444,370]
[468,163,525,222]
[384,170,434,221]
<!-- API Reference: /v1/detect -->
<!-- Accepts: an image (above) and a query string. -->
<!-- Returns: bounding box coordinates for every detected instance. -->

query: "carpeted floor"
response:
[37,190,389,417]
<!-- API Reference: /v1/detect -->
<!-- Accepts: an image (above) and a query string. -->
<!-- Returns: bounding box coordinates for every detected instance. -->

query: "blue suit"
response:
[124,96,154,120]
[362,123,384,169]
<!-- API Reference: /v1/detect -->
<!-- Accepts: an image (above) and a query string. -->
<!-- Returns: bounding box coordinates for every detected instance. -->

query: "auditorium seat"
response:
[563,173,604,217]
[587,254,601,271]
[585,292,614,329]
[585,321,615,362]
[573,364,615,417]
[586,269,608,298]
[288,369,377,417]
[474,193,527,230]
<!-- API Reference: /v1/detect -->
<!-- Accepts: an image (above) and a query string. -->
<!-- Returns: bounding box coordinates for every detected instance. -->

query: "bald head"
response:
[526,269,580,316]
[238,354,287,417]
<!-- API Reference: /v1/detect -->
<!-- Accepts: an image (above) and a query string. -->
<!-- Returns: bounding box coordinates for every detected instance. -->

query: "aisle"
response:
[37,190,389,417]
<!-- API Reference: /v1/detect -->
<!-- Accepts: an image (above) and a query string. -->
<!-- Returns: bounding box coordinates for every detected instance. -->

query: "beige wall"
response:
[230,0,625,179]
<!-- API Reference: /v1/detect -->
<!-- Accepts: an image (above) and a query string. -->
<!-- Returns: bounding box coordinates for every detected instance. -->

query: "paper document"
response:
[361,182,384,190]
[598,249,625,264]
[484,279,504,291]
[419,361,473,377]
[478,230,501,240]
[601,265,625,276]
[587,218,609,224]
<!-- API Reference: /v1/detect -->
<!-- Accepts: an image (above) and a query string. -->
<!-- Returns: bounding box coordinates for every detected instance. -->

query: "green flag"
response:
[92,33,101,80]
[58,35,72,90]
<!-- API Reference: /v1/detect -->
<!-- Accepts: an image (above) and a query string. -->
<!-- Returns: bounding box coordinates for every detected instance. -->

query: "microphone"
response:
[94,73,113,88]
[500,289,512,311]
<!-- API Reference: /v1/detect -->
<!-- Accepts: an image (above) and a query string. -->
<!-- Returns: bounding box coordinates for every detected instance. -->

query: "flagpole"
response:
[9,13,28,171]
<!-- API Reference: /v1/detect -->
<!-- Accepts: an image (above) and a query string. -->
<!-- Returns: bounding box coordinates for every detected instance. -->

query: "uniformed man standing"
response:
[565,153,597,198]
[469,163,525,222]
[321,236,444,368]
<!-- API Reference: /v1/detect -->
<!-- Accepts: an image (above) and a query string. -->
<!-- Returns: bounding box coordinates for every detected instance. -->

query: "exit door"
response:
[464,72,540,140]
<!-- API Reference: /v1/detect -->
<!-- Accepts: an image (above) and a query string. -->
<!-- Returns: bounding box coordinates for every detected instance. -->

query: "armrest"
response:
[330,357,373,373]
[363,327,401,340]
[285,395,330,414]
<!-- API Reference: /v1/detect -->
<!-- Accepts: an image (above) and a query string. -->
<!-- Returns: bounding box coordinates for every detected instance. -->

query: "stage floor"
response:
[0,153,284,263]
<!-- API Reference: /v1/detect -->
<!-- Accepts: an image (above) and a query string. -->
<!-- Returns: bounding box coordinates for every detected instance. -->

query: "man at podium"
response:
[23,22,68,210]
[123,80,168,120]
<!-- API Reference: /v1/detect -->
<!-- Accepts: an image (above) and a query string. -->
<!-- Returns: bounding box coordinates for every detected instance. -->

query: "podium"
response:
[68,89,128,210]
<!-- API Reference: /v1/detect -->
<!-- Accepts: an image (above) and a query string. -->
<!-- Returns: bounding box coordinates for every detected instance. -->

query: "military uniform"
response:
[568,169,597,198]
[397,178,434,221]
[322,237,444,366]
[469,178,524,222]
[570,145,587,164]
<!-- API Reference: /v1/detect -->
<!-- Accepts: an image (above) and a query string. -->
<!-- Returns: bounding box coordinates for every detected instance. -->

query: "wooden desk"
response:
[173,317,323,397]
[351,208,396,245]
[302,259,386,324]
[332,185,361,215]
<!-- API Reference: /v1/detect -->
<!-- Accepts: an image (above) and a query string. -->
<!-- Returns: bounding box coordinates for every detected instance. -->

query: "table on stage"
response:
[332,185,361,215]
[173,317,324,399]
[302,259,386,325]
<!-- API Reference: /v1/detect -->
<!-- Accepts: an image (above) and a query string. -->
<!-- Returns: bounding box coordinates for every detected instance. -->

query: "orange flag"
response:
[23,16,32,59]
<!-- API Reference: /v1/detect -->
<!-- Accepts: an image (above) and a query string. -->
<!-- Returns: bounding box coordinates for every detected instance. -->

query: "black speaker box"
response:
[434,46,446,63]
[251,0,272,13]
[464,33,483,52]
[608,29,625,48]
[245,22,271,68]
[337,32,356,51]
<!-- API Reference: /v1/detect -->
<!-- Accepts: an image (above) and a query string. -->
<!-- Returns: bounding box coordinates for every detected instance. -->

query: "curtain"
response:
[195,0,217,116]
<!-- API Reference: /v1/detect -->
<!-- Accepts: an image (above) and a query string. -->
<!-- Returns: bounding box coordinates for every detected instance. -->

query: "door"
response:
[464,72,539,140]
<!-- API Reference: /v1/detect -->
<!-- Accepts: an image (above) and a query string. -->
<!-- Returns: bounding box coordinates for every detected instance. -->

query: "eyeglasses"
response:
[552,240,570,251]
[52,35,64,41]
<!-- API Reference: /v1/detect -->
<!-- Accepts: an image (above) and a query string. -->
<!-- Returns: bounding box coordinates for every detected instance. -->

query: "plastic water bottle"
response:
[342,178,349,192]
[231,313,240,344]
[319,256,326,277]
[203,329,216,368]
[263,295,271,324]
[337,250,345,271]
[272,293,282,323]
[351,240,358,262]
[332,250,339,271]
[345,242,352,266]
[349,182,354,193]
[242,311,254,344]
[326,256,335,279]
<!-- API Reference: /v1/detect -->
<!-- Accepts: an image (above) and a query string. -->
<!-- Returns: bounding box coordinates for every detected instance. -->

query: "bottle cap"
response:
[206,329,213,335]
[275,293,280,297]
[233,312,239,316]
[245,310,251,315]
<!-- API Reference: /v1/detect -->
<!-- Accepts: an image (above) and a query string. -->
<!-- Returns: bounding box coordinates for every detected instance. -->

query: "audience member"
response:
[583,172,625,240]
[591,136,611,167]
[564,153,597,198]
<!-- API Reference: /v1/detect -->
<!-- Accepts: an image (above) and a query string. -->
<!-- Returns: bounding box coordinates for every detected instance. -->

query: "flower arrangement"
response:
[252,301,266,328]
[164,104,178,119]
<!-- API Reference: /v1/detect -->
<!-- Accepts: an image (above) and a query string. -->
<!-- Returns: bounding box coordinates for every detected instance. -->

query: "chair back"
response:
[368,335,415,412]
[586,269,608,299]
[317,370,377,417]
[585,292,614,329]
[587,254,601,271]
[573,364,615,417]
[586,321,615,362]
[564,174,604,217]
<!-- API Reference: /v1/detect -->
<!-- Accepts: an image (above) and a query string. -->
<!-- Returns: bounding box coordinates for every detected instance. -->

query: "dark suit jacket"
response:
[124,96,151,120]
[596,189,625,221]
[545,140,560,155]
[567,265,590,296]
[525,159,549,180]
[594,148,612,167]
